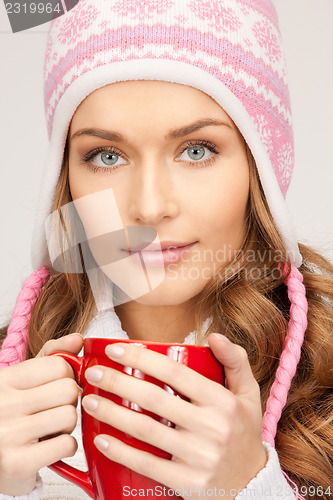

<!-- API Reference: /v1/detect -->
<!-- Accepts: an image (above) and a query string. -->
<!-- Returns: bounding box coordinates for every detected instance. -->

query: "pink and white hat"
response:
[32,0,302,270]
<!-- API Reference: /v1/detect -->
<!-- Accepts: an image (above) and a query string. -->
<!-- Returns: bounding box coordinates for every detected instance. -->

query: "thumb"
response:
[207,333,258,397]
[37,333,84,357]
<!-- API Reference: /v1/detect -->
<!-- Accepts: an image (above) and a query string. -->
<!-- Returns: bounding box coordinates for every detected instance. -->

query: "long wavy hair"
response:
[1,137,332,497]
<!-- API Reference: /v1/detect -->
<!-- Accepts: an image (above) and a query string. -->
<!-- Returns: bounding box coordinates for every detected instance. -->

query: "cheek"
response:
[68,161,112,201]
[67,165,125,245]
[196,167,250,246]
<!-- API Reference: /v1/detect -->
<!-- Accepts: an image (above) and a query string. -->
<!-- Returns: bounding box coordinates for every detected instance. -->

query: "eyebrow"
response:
[70,118,233,142]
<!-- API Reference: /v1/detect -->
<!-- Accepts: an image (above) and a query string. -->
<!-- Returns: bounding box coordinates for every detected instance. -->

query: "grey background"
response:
[1,0,333,326]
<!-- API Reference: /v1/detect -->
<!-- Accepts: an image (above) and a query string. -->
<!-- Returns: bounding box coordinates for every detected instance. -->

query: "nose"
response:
[128,160,179,225]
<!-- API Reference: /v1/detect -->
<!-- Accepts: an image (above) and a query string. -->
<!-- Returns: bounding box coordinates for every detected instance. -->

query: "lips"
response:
[125,241,197,252]
[122,241,197,267]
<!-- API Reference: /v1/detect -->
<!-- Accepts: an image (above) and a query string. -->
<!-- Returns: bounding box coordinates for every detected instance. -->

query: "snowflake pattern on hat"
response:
[256,114,274,155]
[188,0,243,32]
[252,19,282,63]
[277,142,294,193]
[58,3,99,45]
[113,0,174,21]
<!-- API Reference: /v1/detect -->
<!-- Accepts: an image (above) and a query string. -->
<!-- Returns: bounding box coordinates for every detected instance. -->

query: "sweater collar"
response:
[83,307,212,346]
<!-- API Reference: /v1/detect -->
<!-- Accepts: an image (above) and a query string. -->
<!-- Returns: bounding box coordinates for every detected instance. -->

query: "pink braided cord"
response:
[262,263,308,499]
[0,266,50,368]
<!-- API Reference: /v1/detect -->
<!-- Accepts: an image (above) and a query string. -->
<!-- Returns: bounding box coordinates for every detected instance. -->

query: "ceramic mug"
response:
[48,338,225,499]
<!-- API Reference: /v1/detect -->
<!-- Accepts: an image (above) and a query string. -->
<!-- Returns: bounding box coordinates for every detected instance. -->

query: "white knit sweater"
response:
[0,310,297,500]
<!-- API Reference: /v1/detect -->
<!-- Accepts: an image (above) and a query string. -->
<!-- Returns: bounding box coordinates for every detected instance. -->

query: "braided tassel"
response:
[262,263,308,444]
[0,266,50,368]
[261,263,308,500]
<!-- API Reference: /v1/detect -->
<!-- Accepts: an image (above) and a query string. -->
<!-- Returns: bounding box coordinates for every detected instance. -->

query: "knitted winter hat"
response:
[1,0,309,465]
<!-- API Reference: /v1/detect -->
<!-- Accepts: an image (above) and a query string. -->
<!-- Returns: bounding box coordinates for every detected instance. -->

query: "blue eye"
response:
[178,140,219,166]
[81,147,127,170]
[96,151,125,167]
[184,146,206,161]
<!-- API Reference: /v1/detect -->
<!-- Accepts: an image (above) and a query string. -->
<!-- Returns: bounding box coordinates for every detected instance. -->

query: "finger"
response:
[27,433,78,472]
[101,342,231,406]
[84,365,207,431]
[94,434,194,493]
[2,434,78,481]
[1,355,76,390]
[82,394,200,465]
[207,334,259,397]
[37,333,84,357]
[5,405,78,446]
[20,378,80,415]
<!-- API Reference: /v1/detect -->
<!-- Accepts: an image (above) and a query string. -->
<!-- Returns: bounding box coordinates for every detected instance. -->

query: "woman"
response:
[0,0,332,498]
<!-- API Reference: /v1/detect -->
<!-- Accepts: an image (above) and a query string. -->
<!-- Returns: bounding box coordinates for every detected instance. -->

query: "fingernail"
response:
[82,396,99,411]
[95,436,110,451]
[106,345,125,358]
[85,367,103,382]
[68,333,84,339]
[214,333,231,343]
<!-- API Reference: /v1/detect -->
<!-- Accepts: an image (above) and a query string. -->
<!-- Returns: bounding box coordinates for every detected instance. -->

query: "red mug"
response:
[49,338,225,499]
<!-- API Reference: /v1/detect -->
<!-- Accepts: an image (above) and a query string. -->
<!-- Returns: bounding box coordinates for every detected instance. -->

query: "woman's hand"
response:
[81,334,267,499]
[0,333,83,496]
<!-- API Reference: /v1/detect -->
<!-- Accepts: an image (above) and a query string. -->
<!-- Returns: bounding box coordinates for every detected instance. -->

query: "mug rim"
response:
[83,337,210,348]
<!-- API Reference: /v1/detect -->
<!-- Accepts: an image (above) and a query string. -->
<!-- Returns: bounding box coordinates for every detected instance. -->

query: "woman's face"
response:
[68,80,250,306]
